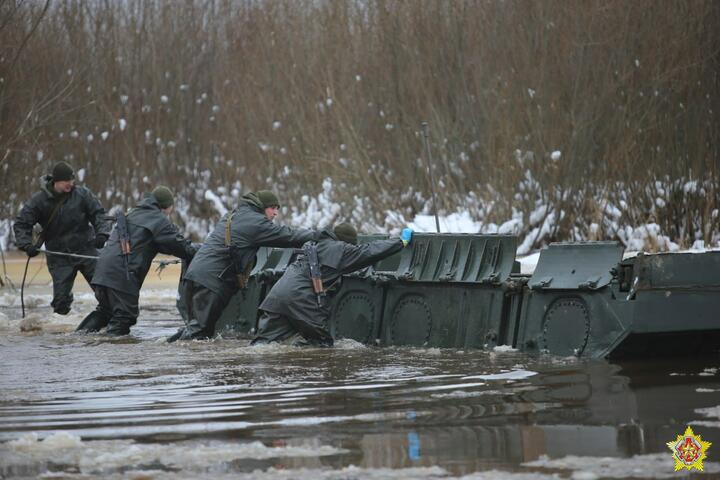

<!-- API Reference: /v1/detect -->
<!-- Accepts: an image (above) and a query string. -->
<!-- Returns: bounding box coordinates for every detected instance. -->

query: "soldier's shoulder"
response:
[21,190,51,210]
[325,239,350,253]
[153,210,182,235]
[74,185,99,198]
[28,190,48,202]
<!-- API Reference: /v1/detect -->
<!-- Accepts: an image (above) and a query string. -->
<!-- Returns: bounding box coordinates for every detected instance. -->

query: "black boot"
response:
[167,328,185,343]
[76,311,109,332]
[106,321,131,336]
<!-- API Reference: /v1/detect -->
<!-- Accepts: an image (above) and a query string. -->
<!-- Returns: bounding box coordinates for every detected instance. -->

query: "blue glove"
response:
[400,228,413,247]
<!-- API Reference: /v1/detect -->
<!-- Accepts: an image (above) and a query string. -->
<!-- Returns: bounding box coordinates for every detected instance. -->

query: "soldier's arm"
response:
[83,189,112,236]
[252,220,318,248]
[154,221,198,260]
[339,239,404,274]
[13,197,42,249]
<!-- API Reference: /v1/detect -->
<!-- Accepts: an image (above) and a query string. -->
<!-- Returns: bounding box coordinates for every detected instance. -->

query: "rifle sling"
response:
[37,194,69,245]
[224,210,253,288]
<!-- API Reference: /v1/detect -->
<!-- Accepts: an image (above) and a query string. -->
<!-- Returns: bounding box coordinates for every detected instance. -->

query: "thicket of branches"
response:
[1,0,718,246]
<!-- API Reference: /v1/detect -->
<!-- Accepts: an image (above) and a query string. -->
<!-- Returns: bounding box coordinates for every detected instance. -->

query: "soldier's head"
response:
[257,190,280,221]
[151,186,174,215]
[51,162,75,193]
[334,222,358,245]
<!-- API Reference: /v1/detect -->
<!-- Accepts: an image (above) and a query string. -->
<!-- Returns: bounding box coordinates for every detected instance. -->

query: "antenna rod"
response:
[421,122,441,233]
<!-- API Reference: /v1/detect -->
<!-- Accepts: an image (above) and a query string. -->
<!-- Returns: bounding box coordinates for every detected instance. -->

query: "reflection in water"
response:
[1,291,720,479]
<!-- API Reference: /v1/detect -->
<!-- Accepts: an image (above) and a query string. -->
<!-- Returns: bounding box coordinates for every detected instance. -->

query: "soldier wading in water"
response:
[13,162,111,315]
[76,186,198,336]
[169,190,318,342]
[252,223,413,347]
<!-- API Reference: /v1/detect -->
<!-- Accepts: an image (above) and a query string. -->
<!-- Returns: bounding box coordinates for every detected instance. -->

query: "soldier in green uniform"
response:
[169,191,318,341]
[252,224,413,346]
[13,162,111,314]
[76,186,198,336]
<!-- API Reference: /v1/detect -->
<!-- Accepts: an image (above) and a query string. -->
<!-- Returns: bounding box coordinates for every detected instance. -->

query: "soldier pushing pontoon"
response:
[252,224,413,347]
[169,190,318,342]
[76,186,198,336]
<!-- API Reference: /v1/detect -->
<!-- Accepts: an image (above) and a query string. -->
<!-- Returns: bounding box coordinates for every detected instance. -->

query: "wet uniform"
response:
[173,193,317,341]
[253,231,403,346]
[13,175,111,314]
[77,195,197,335]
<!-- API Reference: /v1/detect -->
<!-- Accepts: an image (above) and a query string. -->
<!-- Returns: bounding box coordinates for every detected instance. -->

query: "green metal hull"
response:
[215,234,720,358]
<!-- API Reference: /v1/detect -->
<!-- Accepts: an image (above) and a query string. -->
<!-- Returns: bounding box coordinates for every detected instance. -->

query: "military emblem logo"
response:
[666,426,711,471]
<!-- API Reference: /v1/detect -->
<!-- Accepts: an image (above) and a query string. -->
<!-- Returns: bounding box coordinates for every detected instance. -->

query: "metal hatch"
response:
[529,242,624,290]
[386,233,517,284]
[634,251,720,289]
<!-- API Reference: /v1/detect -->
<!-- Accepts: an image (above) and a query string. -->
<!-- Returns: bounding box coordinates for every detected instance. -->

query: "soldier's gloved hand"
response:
[400,228,414,247]
[94,234,109,249]
[25,245,39,258]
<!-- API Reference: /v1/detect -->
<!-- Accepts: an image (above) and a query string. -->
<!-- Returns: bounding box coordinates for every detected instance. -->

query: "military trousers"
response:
[75,285,139,335]
[46,249,97,315]
[252,310,334,347]
[172,280,229,341]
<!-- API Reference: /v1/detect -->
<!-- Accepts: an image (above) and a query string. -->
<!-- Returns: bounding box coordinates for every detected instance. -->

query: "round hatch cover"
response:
[334,293,375,343]
[390,296,432,345]
[541,298,590,356]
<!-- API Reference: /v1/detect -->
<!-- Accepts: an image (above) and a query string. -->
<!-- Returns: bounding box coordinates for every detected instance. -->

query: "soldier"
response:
[76,186,198,336]
[169,190,318,342]
[13,161,111,315]
[252,223,413,346]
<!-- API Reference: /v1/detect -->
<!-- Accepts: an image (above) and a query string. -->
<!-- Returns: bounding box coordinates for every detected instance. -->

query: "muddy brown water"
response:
[0,254,719,479]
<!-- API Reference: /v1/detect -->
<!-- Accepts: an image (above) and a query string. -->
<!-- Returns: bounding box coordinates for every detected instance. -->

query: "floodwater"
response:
[1,253,720,479]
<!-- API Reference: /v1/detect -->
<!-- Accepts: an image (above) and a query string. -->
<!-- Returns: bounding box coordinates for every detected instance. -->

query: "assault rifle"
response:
[116,211,132,280]
[303,242,325,307]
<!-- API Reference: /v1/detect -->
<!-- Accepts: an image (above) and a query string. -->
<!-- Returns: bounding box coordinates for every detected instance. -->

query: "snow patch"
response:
[204,190,228,216]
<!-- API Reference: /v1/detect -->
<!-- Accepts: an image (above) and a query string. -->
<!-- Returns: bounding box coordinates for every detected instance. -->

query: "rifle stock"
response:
[303,242,326,306]
[115,212,132,280]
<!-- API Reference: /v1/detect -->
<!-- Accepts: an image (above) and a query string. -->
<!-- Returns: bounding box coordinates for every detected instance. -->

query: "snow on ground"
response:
[408,212,482,233]
[2,180,719,270]
[518,252,540,275]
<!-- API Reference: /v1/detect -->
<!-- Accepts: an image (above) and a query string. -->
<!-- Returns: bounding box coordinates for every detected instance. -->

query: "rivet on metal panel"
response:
[533,276,553,289]
[481,272,500,285]
[439,268,457,282]
[578,276,601,290]
[400,270,414,281]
